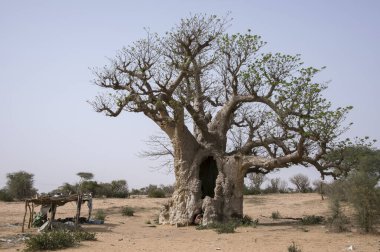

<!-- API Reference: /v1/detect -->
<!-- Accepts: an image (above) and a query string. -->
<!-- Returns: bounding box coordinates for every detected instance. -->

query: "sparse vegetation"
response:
[328,199,350,232]
[325,146,380,232]
[24,230,96,251]
[288,241,302,252]
[94,209,106,221]
[271,211,281,219]
[196,221,237,234]
[196,215,258,234]
[121,206,134,216]
[72,231,97,241]
[301,215,324,225]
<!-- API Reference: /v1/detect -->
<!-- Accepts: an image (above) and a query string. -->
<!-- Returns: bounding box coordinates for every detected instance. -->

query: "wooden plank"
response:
[22,201,27,233]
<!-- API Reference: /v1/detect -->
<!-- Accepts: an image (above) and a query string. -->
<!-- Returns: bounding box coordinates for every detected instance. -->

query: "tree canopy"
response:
[91,14,355,181]
[6,171,37,200]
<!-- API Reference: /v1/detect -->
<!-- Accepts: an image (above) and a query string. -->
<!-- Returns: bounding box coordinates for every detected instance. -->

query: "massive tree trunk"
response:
[159,142,245,225]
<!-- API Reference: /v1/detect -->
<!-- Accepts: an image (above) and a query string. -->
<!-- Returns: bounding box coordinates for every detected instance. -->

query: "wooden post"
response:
[31,203,34,227]
[48,203,56,230]
[27,202,32,228]
[75,194,82,228]
[22,201,28,233]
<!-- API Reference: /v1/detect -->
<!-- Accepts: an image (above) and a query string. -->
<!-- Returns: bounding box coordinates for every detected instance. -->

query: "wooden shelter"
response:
[22,193,92,232]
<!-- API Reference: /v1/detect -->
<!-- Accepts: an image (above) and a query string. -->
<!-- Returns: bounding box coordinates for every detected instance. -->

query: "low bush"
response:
[25,230,96,251]
[121,206,134,216]
[72,230,96,241]
[301,215,324,225]
[288,241,302,252]
[328,199,350,232]
[196,221,237,233]
[94,209,106,221]
[271,211,281,219]
[196,215,258,233]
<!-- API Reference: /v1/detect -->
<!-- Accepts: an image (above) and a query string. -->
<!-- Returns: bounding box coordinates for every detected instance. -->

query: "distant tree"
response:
[76,172,94,181]
[0,188,13,202]
[6,171,37,200]
[265,177,288,193]
[247,173,266,194]
[312,179,326,200]
[110,180,129,198]
[145,184,166,198]
[57,182,77,195]
[81,181,99,196]
[159,184,175,197]
[76,172,94,194]
[290,174,311,193]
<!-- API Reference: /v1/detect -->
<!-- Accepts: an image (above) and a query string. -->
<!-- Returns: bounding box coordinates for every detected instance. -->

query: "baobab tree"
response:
[90,14,353,225]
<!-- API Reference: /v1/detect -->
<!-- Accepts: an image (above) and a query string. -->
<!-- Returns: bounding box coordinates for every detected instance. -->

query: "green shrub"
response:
[215,222,237,234]
[233,215,258,227]
[196,216,258,234]
[121,206,134,216]
[25,230,96,251]
[328,199,350,232]
[94,209,106,221]
[25,230,78,251]
[288,241,302,252]
[72,231,97,241]
[301,215,324,225]
[196,221,237,233]
[147,188,166,198]
[271,211,281,219]
[0,188,13,202]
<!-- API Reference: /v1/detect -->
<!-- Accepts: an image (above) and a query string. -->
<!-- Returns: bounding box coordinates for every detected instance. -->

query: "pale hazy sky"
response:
[1,0,379,193]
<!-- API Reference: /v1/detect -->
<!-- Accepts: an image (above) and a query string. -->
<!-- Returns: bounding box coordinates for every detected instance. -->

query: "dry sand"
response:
[0,193,379,252]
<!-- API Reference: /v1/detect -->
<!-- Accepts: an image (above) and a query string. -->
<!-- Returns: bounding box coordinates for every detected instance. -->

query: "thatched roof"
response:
[26,194,92,206]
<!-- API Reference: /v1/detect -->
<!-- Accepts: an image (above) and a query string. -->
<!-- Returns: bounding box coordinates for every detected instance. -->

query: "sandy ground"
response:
[0,193,379,252]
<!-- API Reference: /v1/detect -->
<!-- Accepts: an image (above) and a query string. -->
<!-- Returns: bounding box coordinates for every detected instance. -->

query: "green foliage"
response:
[6,171,37,200]
[271,211,281,219]
[76,172,94,181]
[0,188,13,202]
[121,206,134,216]
[288,242,302,252]
[196,215,258,233]
[196,221,237,234]
[301,215,324,225]
[53,179,129,198]
[327,199,350,232]
[72,231,96,241]
[25,230,96,251]
[214,222,237,234]
[32,212,45,227]
[94,209,106,221]
[146,185,166,198]
[326,146,380,232]
[25,230,77,251]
